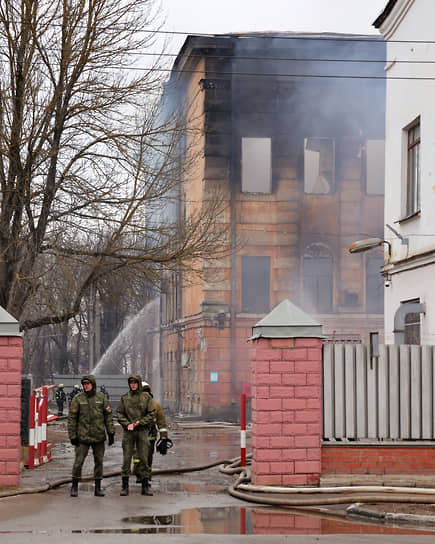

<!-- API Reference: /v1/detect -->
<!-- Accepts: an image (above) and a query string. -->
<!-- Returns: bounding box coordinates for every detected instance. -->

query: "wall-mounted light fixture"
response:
[216,311,226,330]
[348,237,391,257]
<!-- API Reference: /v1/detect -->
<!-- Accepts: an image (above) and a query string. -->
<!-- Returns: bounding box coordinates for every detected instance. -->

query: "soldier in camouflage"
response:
[67,375,115,497]
[117,374,155,496]
[133,381,168,483]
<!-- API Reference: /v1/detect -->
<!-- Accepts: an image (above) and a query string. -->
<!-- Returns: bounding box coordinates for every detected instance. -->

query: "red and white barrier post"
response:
[241,392,247,467]
[28,391,36,469]
[26,384,56,468]
[240,382,252,467]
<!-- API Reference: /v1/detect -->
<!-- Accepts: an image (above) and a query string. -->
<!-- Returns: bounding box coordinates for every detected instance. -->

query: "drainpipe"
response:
[159,290,164,406]
[230,74,239,419]
[229,124,238,419]
[230,185,237,417]
[175,323,183,413]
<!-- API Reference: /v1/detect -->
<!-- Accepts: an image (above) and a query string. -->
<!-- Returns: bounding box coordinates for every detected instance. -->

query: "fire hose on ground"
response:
[4,453,435,513]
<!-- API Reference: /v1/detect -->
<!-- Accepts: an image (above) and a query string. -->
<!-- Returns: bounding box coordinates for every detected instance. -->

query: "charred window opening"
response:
[241,256,270,314]
[366,255,384,314]
[304,137,335,194]
[163,272,179,324]
[303,243,333,314]
[343,290,359,307]
[241,137,272,193]
[365,139,385,195]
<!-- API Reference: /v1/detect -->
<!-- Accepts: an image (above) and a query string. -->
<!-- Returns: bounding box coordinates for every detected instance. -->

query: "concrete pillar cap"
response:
[251,299,324,340]
[0,306,22,336]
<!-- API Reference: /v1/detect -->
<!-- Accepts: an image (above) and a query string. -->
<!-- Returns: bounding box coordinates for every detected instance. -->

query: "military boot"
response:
[94,479,105,497]
[141,478,153,496]
[70,478,79,497]
[120,476,129,496]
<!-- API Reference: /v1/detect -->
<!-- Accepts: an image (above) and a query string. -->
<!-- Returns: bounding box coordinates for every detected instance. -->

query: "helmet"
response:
[142,381,152,393]
[59,384,64,388]
[74,384,80,389]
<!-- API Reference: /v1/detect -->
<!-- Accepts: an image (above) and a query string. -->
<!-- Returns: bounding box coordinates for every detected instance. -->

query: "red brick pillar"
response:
[0,307,23,487]
[250,299,323,486]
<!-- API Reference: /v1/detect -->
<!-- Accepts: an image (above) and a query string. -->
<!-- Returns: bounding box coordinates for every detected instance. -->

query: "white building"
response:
[374,0,435,345]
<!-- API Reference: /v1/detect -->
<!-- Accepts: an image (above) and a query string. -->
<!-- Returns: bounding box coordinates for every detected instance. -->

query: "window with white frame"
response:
[404,118,420,217]
[241,137,272,193]
[304,137,335,194]
[402,298,421,345]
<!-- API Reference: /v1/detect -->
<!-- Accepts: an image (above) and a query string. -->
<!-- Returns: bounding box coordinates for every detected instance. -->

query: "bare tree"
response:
[0,0,231,330]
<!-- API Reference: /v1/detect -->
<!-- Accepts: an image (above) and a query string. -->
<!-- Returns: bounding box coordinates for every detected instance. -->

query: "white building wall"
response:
[379,0,435,344]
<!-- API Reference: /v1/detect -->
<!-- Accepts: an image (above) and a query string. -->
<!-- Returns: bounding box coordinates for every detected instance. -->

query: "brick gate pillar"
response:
[250,299,324,486]
[0,306,23,487]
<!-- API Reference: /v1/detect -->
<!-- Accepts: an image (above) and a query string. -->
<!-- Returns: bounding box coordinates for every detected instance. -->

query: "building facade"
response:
[156,33,386,419]
[374,0,435,345]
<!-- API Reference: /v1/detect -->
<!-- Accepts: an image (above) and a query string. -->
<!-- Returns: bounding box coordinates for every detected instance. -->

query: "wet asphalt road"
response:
[2,421,435,543]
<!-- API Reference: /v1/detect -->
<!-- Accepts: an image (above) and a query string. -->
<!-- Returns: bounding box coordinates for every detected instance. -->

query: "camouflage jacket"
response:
[117,374,156,431]
[67,375,114,444]
[149,399,168,439]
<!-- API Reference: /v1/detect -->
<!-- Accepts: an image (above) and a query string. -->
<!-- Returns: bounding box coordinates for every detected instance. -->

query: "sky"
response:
[159,0,388,53]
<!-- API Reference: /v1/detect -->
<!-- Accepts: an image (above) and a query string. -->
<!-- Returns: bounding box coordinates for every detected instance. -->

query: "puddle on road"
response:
[78,479,222,494]
[70,506,435,536]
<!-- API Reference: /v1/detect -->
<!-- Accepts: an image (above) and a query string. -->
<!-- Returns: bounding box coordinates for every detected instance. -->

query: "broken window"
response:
[304,137,335,194]
[366,255,384,313]
[303,244,333,313]
[366,139,385,195]
[241,256,270,313]
[404,118,420,217]
[241,137,272,193]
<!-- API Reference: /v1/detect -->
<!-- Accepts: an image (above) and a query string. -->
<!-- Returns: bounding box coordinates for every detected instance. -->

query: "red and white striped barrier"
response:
[26,384,57,469]
[240,382,252,467]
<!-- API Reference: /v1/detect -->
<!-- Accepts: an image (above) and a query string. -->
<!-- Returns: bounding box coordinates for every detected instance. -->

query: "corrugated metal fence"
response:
[323,344,435,441]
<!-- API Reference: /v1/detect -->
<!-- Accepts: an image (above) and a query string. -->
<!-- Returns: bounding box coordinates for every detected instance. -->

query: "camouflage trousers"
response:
[72,441,105,479]
[121,428,150,480]
[133,436,156,479]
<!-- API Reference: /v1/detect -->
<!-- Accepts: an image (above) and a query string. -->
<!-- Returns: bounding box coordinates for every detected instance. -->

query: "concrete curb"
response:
[347,502,435,526]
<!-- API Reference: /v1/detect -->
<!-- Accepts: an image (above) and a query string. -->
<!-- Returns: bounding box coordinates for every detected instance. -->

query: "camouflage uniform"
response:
[134,385,168,480]
[68,375,115,481]
[117,375,155,484]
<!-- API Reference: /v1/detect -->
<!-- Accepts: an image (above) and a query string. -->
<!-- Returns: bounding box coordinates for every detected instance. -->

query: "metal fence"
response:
[322,344,435,441]
[53,374,128,411]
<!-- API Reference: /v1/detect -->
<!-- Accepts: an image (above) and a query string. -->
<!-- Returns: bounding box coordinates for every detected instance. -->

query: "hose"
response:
[219,457,435,508]
[4,452,435,512]
[0,457,236,499]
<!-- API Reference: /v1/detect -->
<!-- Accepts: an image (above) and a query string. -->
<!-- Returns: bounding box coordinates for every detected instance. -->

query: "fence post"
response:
[250,299,324,486]
[0,306,23,487]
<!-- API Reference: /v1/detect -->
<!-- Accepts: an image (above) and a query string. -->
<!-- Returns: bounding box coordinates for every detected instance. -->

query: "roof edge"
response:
[373,0,398,28]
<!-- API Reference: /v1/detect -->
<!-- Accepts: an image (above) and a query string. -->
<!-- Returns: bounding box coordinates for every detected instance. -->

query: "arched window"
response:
[303,243,333,314]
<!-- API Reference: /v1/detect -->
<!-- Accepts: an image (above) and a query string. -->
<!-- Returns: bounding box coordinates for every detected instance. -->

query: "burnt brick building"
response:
[154,33,386,419]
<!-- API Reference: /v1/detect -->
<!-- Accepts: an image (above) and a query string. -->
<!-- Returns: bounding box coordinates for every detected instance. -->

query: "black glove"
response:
[70,437,79,447]
[108,433,115,446]
[156,437,173,455]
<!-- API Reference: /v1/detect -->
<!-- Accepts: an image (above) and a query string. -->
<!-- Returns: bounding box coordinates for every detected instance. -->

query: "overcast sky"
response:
[160,0,387,53]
